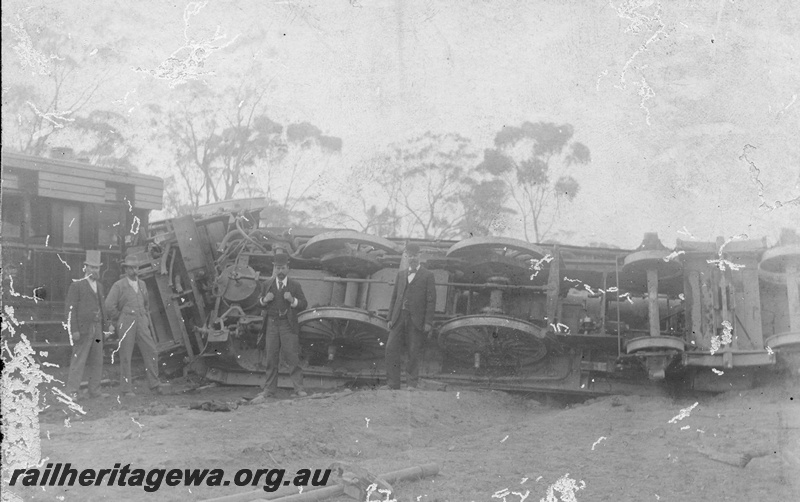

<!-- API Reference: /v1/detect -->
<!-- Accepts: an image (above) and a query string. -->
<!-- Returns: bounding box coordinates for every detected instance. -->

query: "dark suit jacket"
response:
[260,276,308,333]
[65,279,106,335]
[388,266,436,330]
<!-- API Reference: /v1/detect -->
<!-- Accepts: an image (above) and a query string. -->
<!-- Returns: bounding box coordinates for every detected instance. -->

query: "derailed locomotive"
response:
[131,201,800,396]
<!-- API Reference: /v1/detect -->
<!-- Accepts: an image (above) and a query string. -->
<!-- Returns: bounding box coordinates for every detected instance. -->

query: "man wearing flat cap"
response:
[253,251,308,402]
[384,243,436,389]
[64,250,110,401]
[104,254,164,397]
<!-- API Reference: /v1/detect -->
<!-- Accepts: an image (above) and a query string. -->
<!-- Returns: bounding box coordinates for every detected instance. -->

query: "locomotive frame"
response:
[135,202,800,397]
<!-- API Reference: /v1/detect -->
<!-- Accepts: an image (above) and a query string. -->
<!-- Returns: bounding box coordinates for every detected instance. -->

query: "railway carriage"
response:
[1,150,163,348]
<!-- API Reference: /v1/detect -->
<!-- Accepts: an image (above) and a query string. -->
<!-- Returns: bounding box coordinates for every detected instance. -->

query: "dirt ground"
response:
[6,365,800,502]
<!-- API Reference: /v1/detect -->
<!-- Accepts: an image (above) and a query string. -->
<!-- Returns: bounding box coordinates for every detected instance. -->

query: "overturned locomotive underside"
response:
[133,204,800,397]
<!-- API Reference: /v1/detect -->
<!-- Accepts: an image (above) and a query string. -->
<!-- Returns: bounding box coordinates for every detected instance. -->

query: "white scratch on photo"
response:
[591,436,607,450]
[669,402,698,423]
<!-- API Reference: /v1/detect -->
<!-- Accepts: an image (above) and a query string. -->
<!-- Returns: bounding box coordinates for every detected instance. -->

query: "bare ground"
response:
[7,369,800,502]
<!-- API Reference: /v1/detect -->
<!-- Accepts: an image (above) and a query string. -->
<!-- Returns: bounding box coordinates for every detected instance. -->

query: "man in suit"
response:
[64,250,110,401]
[384,243,436,389]
[104,254,164,397]
[252,251,309,403]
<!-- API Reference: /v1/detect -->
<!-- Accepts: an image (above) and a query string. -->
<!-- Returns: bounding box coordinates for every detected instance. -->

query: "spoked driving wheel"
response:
[438,315,549,369]
[298,307,389,364]
[446,236,550,279]
[300,231,401,276]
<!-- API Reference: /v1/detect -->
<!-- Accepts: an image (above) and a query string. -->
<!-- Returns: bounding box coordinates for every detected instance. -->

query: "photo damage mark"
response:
[608,1,669,125]
[1,332,56,490]
[2,14,53,75]
[540,473,586,502]
[26,101,74,129]
[739,144,800,210]
[591,436,607,450]
[132,1,240,87]
[668,402,699,423]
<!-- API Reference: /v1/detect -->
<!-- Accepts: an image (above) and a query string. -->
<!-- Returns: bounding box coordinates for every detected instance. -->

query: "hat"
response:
[84,250,102,267]
[405,243,421,255]
[273,253,289,266]
[121,255,140,268]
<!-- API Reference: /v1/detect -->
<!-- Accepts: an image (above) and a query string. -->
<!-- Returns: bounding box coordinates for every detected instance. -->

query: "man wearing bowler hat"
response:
[252,250,308,403]
[384,243,436,390]
[104,254,164,397]
[64,250,111,401]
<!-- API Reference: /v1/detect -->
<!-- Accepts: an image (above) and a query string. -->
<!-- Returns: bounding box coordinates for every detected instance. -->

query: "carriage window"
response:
[62,204,81,245]
[98,206,122,246]
[1,193,23,238]
[30,197,51,239]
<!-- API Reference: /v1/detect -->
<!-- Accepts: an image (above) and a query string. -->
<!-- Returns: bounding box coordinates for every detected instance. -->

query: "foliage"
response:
[1,11,134,167]
[477,121,590,242]
[362,132,511,240]
[154,81,342,216]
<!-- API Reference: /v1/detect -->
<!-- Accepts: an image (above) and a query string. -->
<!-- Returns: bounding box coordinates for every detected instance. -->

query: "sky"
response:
[2,0,799,248]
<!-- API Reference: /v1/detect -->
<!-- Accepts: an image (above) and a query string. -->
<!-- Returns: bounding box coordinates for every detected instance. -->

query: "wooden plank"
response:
[700,272,716,348]
[135,198,163,208]
[788,263,800,333]
[687,270,702,345]
[172,215,211,274]
[134,193,163,203]
[2,171,20,189]
[1,151,163,189]
[38,180,105,197]
[153,275,193,357]
[134,185,164,196]
[134,195,163,210]
[135,200,162,210]
[545,245,561,327]
[38,186,105,204]
[38,179,104,194]
[134,185,164,210]
[737,263,764,349]
[39,171,106,189]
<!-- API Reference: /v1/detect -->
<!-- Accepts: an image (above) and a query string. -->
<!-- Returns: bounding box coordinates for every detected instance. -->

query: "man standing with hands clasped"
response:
[104,254,165,397]
[64,250,111,401]
[252,251,308,403]
[384,243,436,390]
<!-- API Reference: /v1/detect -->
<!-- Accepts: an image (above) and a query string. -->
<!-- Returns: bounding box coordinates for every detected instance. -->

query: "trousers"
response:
[65,322,104,395]
[116,313,161,392]
[262,318,304,394]
[384,310,424,389]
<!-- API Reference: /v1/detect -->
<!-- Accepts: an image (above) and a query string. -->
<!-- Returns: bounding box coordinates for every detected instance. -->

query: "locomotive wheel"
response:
[625,336,686,354]
[297,306,389,362]
[300,231,402,276]
[765,332,800,352]
[446,236,549,262]
[446,236,550,279]
[437,315,548,368]
[620,249,683,295]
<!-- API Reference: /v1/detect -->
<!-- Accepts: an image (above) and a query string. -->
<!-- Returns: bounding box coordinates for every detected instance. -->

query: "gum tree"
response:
[1,11,134,166]
[477,121,590,243]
